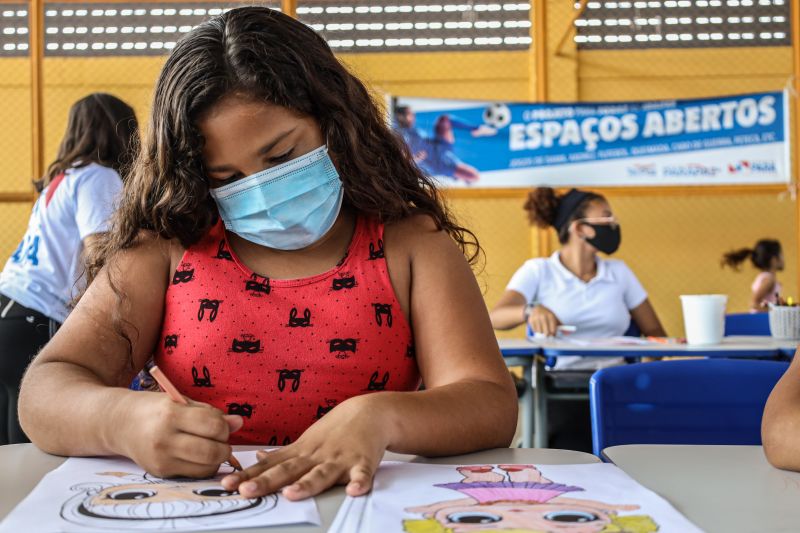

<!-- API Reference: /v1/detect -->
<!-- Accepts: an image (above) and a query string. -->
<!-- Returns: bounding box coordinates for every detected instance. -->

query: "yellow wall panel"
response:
[0,59,32,193]
[445,193,532,339]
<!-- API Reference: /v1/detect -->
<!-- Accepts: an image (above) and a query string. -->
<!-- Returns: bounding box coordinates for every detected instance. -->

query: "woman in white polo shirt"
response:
[491,187,665,362]
[0,93,138,443]
[491,187,665,450]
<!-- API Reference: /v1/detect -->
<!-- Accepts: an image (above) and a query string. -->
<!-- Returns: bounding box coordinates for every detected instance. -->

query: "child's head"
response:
[38,93,138,192]
[92,6,477,278]
[721,239,783,272]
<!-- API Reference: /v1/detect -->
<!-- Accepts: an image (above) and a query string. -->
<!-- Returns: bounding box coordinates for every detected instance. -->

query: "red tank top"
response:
[153,216,420,445]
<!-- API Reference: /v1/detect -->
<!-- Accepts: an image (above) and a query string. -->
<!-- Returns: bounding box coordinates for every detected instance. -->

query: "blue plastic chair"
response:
[589,359,789,457]
[724,312,770,336]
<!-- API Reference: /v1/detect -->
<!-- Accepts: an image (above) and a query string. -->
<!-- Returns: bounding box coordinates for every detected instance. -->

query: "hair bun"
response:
[523,187,560,228]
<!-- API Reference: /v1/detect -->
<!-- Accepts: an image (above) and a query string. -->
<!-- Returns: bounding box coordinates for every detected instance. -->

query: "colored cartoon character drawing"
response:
[60,466,277,531]
[403,465,658,533]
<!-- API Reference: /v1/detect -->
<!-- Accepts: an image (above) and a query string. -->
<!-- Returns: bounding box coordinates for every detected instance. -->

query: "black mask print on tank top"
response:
[172,268,195,284]
[268,435,292,446]
[197,299,221,322]
[367,371,390,391]
[315,399,338,420]
[164,335,179,350]
[287,308,312,327]
[215,240,233,261]
[276,369,303,392]
[372,303,393,327]
[368,239,384,260]
[227,402,253,418]
[329,338,357,359]
[245,274,270,296]
[332,275,356,291]
[192,366,213,387]
[231,334,262,354]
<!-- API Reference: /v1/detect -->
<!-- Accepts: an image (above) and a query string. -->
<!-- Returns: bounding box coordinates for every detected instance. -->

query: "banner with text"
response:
[392,92,790,188]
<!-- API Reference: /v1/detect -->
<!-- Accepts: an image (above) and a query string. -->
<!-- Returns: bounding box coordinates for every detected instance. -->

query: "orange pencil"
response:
[148,365,243,472]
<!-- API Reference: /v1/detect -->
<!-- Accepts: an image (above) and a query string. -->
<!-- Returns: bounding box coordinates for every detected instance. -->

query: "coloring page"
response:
[0,451,319,532]
[330,462,702,533]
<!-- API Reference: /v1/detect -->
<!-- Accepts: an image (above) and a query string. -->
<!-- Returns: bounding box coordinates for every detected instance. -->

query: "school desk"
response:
[499,336,798,449]
[604,444,800,533]
[0,444,599,533]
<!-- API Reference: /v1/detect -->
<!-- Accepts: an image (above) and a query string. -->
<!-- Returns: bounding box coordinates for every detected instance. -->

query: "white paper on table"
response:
[328,492,369,533]
[329,461,701,533]
[554,336,656,347]
[0,451,320,532]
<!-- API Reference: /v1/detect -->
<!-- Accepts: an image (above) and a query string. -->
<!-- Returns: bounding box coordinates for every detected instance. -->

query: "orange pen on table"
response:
[148,365,243,472]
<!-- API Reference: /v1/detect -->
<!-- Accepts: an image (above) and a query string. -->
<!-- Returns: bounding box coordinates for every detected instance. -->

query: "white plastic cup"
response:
[680,294,727,345]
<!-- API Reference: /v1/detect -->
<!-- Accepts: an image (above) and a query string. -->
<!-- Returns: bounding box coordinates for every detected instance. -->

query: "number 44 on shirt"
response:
[11,235,40,267]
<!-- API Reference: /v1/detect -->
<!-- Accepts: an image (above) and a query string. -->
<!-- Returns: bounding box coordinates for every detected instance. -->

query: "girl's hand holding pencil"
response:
[122,365,244,479]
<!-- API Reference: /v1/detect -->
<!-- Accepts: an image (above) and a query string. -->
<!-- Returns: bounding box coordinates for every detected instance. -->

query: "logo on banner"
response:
[627,164,657,177]
[663,164,722,177]
[727,160,777,174]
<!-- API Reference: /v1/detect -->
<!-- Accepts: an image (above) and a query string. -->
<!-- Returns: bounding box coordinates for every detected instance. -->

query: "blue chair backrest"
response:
[590,359,788,457]
[724,312,770,336]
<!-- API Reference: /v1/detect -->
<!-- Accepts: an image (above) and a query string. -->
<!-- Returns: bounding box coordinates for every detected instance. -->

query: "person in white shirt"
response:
[0,93,138,443]
[490,187,665,450]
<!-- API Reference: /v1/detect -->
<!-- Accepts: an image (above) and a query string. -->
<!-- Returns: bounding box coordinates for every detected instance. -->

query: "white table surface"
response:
[0,444,600,532]
[500,335,798,356]
[604,444,800,533]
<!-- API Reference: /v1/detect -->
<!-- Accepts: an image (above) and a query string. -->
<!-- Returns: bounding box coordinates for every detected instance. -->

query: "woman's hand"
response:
[528,305,561,337]
[221,394,390,501]
[120,392,243,479]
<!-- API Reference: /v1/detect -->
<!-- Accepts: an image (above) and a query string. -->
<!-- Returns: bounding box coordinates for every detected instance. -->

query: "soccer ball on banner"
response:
[482,103,512,129]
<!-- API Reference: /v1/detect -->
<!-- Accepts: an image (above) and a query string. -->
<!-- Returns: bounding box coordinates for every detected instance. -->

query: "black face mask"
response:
[584,224,621,255]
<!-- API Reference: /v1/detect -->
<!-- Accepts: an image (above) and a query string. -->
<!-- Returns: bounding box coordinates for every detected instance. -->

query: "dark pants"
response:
[0,293,57,444]
[548,399,593,453]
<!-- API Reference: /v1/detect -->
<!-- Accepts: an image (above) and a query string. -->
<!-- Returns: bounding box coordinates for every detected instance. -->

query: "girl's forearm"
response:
[19,361,135,457]
[362,380,518,457]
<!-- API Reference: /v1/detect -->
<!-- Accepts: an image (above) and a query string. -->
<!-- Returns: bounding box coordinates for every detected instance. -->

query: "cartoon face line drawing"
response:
[403,465,658,533]
[373,303,393,327]
[60,471,277,531]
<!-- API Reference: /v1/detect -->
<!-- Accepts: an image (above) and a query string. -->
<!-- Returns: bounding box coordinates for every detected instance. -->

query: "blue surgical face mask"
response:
[209,145,343,251]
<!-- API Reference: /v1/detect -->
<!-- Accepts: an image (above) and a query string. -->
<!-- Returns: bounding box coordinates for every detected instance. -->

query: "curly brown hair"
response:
[85,6,478,289]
